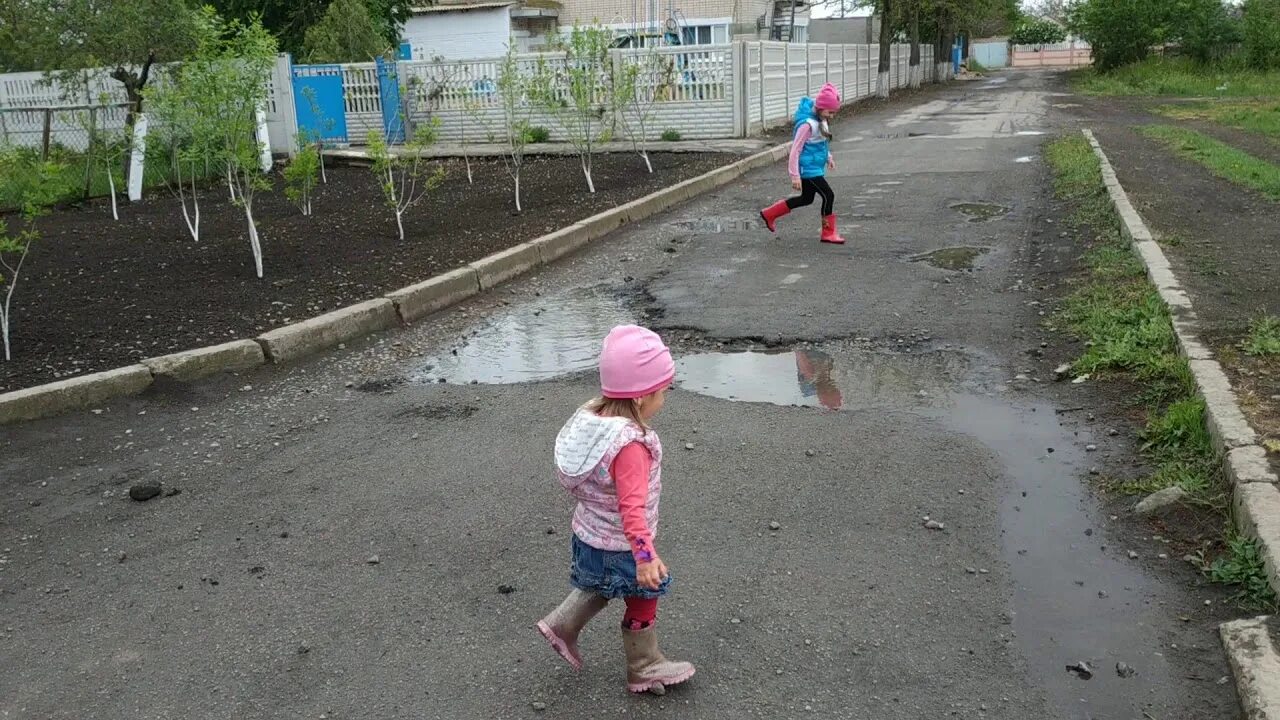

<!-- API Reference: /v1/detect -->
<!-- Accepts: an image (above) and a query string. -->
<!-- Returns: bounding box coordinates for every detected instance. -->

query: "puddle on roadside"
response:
[911,246,990,271]
[415,289,631,385]
[952,202,1011,222]
[671,217,762,233]
[677,348,1180,719]
[1015,156,1034,163]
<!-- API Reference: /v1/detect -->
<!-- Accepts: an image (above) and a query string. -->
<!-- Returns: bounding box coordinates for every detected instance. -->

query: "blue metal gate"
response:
[376,57,405,143]
[292,63,349,145]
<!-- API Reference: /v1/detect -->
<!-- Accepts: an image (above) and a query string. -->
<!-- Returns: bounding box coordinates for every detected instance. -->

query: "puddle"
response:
[874,132,930,139]
[952,202,1011,222]
[911,246,991,271]
[677,348,1181,718]
[1015,156,1034,163]
[671,217,762,233]
[1016,130,1047,136]
[415,289,631,384]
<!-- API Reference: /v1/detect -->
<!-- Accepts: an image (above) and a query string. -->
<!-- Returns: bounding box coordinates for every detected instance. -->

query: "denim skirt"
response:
[569,534,670,600]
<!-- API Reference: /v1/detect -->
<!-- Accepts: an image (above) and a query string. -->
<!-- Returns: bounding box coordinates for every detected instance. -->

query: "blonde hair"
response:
[587,396,648,430]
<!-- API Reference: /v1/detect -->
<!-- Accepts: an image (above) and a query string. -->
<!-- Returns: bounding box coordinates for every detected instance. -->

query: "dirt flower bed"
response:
[1,152,735,393]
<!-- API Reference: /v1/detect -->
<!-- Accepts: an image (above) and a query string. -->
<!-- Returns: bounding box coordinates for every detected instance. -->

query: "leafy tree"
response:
[1068,0,1170,70]
[303,0,389,62]
[1243,0,1280,69]
[1174,0,1241,64]
[211,0,412,57]
[1010,18,1067,46]
[366,122,445,241]
[283,145,321,215]
[531,25,614,193]
[146,70,219,243]
[497,43,535,212]
[617,48,675,173]
[0,157,68,361]
[0,0,57,72]
[177,8,279,277]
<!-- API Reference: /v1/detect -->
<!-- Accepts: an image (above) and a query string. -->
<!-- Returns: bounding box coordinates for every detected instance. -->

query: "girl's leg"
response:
[538,589,610,670]
[785,178,819,210]
[812,176,835,217]
[622,597,658,630]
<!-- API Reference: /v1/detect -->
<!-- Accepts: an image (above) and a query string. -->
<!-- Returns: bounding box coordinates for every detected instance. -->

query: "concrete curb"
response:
[1085,129,1280,718]
[1221,616,1280,718]
[0,365,153,425]
[0,140,790,426]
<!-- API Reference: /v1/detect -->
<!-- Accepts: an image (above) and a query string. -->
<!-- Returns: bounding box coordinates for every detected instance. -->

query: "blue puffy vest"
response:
[793,97,828,179]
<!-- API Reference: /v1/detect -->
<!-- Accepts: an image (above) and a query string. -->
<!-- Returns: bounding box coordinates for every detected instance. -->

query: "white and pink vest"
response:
[554,406,663,552]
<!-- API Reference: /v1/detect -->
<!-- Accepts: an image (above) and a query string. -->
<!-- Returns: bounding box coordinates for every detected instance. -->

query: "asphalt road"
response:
[1,70,1241,719]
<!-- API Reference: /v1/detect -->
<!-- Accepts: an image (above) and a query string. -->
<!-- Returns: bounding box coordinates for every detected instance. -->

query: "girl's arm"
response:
[612,442,656,564]
[788,122,813,180]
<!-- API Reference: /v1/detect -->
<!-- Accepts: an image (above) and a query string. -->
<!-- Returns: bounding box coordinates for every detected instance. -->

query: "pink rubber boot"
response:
[622,625,696,694]
[760,200,791,233]
[536,589,609,670]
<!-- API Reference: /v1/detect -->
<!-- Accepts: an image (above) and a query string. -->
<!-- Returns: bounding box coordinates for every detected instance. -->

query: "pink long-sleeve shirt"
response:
[611,442,656,563]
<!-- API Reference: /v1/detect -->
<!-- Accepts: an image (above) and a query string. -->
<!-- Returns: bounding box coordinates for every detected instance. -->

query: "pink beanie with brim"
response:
[599,325,675,399]
[815,82,840,112]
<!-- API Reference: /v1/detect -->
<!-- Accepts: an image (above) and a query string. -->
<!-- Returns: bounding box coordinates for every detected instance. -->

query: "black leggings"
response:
[786,177,835,217]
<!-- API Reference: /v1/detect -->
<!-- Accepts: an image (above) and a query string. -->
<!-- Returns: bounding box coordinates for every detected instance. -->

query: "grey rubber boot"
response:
[536,589,608,670]
[622,625,696,694]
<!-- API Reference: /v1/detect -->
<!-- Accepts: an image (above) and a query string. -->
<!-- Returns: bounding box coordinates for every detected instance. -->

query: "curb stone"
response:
[1221,616,1280,719]
[1084,129,1280,718]
[0,141,791,425]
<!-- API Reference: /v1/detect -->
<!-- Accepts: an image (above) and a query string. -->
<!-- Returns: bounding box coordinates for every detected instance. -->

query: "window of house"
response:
[681,25,712,45]
[712,25,729,44]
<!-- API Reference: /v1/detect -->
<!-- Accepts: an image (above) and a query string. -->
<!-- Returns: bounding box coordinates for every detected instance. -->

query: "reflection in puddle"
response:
[911,246,991,271]
[952,202,1011,222]
[676,348,1178,719]
[415,289,631,384]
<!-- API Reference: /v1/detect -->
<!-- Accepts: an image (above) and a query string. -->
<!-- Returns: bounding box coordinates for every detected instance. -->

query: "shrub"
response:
[1177,0,1243,64]
[660,129,682,142]
[1010,18,1067,47]
[1068,0,1169,71]
[526,126,551,143]
[1243,0,1280,69]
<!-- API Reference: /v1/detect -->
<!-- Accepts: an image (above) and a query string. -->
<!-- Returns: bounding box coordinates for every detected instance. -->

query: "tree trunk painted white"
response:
[226,167,237,201]
[0,240,31,361]
[254,105,272,173]
[877,71,890,99]
[582,156,595,194]
[642,151,652,174]
[319,146,327,184]
[936,62,949,83]
[395,210,405,240]
[514,173,522,213]
[243,202,263,278]
[106,162,119,220]
[127,114,148,203]
[909,64,922,89]
[465,154,473,184]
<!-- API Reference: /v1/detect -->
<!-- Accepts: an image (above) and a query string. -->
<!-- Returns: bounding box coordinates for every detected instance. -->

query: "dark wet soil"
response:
[0,153,732,393]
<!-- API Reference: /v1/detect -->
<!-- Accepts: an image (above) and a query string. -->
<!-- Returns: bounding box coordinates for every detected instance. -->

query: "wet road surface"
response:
[1,71,1240,719]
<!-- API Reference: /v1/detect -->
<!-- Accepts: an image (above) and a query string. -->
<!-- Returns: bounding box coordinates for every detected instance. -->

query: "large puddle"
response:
[416,301,1180,717]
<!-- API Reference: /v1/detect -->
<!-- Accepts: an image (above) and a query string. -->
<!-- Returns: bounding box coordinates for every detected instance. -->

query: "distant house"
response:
[400,0,812,59]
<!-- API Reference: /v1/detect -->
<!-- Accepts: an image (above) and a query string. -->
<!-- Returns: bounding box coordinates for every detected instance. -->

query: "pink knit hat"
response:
[599,325,675,399]
[815,82,840,112]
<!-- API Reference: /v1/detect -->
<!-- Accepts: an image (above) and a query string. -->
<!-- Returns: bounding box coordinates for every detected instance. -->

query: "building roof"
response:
[410,2,514,13]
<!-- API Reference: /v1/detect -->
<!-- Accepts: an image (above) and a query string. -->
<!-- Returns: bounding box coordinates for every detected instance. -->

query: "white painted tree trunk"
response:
[243,201,263,278]
[642,150,653,174]
[395,208,405,240]
[319,148,327,184]
[909,64,922,89]
[227,167,237,201]
[1,241,31,361]
[937,62,949,83]
[514,173,522,213]
[106,162,118,220]
[465,154,473,184]
[877,71,890,99]
[582,156,595,194]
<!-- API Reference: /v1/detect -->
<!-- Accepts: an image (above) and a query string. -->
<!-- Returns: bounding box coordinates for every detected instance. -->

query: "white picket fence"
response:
[319,41,934,145]
[0,42,941,158]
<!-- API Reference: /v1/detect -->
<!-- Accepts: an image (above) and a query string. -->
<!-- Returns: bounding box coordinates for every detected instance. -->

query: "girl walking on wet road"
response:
[536,324,695,695]
[759,82,845,244]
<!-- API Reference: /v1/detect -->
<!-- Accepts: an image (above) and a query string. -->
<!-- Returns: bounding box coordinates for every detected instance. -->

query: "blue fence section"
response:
[291,63,349,145]
[376,57,405,143]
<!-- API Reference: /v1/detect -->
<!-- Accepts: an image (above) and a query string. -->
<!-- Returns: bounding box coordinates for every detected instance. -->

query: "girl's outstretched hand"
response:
[791,177,802,191]
[637,558,669,590]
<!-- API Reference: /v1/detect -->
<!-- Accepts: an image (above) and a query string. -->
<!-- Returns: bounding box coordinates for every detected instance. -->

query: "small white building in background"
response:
[402,3,516,60]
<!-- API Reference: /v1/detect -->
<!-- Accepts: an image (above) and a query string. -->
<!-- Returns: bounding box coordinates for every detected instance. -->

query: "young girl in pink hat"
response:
[536,324,695,695]
[759,82,845,244]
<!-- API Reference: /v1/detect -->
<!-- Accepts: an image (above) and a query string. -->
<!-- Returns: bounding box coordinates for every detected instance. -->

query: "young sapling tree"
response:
[0,159,66,361]
[367,120,445,240]
[617,47,674,174]
[532,24,614,192]
[283,142,320,216]
[497,43,535,211]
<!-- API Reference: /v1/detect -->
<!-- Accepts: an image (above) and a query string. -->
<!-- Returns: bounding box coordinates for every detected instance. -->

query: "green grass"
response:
[1140,125,1280,200]
[1204,535,1278,611]
[1152,100,1280,141]
[968,58,989,74]
[1046,133,1275,608]
[1244,315,1280,356]
[1073,57,1280,98]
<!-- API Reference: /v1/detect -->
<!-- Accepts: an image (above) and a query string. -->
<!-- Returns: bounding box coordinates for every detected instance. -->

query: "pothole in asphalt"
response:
[952,202,1011,222]
[415,288,632,385]
[671,217,762,233]
[910,246,991,271]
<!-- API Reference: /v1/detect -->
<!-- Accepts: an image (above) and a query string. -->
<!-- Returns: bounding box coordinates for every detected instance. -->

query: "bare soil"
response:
[0,152,733,393]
